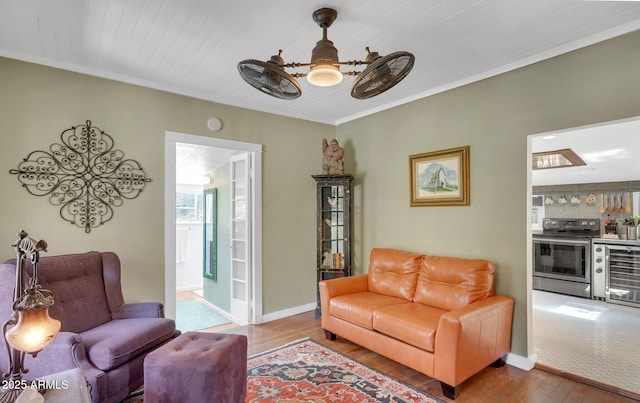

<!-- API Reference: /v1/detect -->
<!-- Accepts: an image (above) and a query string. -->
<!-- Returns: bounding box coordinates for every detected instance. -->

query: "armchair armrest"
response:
[111,302,165,319]
[23,331,106,402]
[434,295,514,387]
[25,332,84,375]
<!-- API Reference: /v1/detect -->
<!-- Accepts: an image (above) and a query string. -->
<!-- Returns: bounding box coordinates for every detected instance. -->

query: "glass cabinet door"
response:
[312,174,353,317]
[320,185,346,269]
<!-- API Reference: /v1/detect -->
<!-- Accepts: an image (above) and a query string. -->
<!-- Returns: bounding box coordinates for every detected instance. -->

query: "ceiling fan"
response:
[237,7,415,100]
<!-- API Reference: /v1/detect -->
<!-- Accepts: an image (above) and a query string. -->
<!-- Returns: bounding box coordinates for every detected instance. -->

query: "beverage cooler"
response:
[592,239,640,308]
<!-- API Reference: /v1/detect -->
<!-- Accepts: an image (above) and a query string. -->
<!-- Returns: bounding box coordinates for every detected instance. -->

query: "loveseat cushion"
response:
[367,248,422,300]
[373,302,447,352]
[80,318,176,371]
[413,255,495,311]
[330,292,408,330]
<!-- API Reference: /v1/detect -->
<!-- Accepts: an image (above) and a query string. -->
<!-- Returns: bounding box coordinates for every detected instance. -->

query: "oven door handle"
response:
[533,237,591,245]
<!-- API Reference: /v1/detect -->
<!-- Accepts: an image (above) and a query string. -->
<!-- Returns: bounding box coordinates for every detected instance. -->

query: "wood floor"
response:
[217,311,638,403]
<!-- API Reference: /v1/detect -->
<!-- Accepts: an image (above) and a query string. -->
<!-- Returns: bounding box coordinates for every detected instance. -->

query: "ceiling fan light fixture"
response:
[238,7,413,99]
[307,28,342,87]
[307,64,343,87]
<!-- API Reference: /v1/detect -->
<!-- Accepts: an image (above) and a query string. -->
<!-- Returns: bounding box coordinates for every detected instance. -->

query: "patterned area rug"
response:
[246,338,444,403]
[175,297,231,332]
[122,338,444,402]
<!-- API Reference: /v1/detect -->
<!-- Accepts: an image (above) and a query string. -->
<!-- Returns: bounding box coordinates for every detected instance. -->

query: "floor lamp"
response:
[0,230,61,403]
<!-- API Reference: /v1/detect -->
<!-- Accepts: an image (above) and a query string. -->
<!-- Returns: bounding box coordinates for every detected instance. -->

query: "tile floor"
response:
[533,290,640,394]
[175,289,239,332]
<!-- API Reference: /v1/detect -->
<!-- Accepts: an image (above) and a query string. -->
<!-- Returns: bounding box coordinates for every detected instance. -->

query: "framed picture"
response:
[409,146,470,206]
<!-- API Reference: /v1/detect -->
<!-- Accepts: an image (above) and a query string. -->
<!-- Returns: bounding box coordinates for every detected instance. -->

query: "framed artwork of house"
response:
[409,146,470,206]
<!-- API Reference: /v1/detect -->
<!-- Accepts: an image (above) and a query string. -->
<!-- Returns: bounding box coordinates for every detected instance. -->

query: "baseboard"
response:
[535,362,640,401]
[262,302,316,323]
[195,298,235,322]
[505,352,537,371]
[176,285,202,293]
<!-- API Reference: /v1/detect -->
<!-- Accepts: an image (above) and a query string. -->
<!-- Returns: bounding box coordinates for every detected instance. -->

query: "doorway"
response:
[527,116,640,395]
[164,131,263,326]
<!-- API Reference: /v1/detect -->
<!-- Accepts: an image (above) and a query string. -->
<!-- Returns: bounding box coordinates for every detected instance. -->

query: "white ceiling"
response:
[176,142,238,184]
[1,1,640,125]
[531,117,640,187]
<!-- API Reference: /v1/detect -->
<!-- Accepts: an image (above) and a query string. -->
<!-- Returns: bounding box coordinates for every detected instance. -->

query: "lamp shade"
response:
[6,306,61,353]
[307,36,342,87]
[307,65,343,87]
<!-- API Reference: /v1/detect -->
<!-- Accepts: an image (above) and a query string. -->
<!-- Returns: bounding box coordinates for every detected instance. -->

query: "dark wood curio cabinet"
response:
[312,174,353,317]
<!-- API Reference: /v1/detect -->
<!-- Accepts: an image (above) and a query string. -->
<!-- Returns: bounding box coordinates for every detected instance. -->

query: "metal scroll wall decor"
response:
[9,120,152,233]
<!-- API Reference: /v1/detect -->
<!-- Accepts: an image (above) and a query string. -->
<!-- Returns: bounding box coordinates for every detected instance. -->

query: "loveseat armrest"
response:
[434,295,514,388]
[319,275,369,329]
[319,275,368,303]
[111,302,165,319]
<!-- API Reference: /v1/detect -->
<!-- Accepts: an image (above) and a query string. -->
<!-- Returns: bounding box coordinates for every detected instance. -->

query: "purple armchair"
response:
[0,251,179,403]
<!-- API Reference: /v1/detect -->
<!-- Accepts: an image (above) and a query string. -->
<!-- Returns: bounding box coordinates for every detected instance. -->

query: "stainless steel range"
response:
[532,218,600,299]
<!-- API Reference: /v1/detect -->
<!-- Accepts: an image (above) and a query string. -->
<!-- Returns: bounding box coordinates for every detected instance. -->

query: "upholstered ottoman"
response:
[143,332,248,403]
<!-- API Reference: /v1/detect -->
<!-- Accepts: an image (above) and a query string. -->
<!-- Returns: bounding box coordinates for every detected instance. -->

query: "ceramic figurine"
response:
[322,138,344,175]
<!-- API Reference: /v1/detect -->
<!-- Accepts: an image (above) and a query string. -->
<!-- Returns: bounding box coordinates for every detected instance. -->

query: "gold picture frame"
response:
[409,146,470,206]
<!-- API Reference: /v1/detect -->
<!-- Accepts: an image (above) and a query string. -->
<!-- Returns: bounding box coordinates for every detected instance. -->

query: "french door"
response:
[230,153,251,322]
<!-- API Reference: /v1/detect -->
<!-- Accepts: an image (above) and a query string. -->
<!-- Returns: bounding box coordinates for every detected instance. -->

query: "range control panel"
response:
[592,243,606,300]
[542,218,600,234]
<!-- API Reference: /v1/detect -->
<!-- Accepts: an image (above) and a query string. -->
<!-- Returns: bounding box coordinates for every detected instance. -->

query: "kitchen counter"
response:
[592,237,640,246]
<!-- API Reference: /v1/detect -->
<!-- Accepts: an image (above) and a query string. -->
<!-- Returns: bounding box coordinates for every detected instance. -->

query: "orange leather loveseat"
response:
[319,248,514,400]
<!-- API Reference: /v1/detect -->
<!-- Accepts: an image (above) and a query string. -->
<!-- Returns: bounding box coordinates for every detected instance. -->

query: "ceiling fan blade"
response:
[238,59,302,100]
[351,51,415,99]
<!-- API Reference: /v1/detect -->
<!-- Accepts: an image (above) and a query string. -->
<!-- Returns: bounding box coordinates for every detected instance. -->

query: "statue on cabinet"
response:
[322,138,344,175]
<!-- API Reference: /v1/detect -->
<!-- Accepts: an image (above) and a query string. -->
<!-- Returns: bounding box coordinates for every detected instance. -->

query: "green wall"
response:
[203,163,231,311]
[337,30,640,357]
[0,56,334,314]
[1,29,639,360]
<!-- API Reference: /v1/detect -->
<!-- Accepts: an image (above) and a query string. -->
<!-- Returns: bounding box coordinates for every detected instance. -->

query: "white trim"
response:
[164,139,177,320]
[176,285,203,293]
[526,135,534,358]
[251,151,263,324]
[197,297,238,324]
[261,302,317,323]
[165,131,262,153]
[164,131,263,325]
[528,114,640,139]
[505,352,537,371]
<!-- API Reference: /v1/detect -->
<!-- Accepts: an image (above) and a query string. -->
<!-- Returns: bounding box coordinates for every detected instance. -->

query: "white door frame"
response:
[164,131,263,325]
